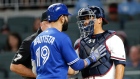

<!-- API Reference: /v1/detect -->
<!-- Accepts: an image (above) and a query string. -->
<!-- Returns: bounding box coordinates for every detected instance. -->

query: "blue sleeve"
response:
[60,37,85,70]
[70,59,85,71]
[113,60,126,66]
[30,42,35,61]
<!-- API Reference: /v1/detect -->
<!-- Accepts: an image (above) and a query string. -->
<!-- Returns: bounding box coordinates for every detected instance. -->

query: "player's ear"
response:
[97,18,102,24]
[59,15,65,24]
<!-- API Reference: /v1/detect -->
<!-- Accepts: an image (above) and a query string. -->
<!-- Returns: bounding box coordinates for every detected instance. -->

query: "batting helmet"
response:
[47,3,71,22]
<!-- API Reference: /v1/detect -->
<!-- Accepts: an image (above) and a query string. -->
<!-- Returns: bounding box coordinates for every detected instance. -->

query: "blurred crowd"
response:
[0,0,76,10]
[0,0,140,79]
[0,17,41,52]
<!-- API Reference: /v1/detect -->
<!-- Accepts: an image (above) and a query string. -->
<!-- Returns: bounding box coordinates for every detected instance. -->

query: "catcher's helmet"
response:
[90,6,108,25]
[78,6,108,25]
[47,3,71,22]
[77,6,108,38]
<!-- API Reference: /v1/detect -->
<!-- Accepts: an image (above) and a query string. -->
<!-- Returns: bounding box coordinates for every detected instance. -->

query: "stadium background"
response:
[0,0,140,79]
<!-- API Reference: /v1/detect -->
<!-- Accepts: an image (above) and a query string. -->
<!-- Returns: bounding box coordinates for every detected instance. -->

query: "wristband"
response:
[85,58,91,66]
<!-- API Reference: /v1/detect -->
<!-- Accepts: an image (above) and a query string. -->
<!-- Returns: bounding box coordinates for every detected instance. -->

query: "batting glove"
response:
[85,49,106,66]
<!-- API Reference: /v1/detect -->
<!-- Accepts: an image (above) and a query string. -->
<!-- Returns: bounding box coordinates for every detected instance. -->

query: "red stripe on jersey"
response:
[111,56,126,60]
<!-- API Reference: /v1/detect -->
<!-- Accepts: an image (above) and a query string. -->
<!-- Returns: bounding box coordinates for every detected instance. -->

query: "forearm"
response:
[68,66,79,77]
[70,59,88,71]
[115,64,125,79]
[68,67,75,76]
[10,64,36,78]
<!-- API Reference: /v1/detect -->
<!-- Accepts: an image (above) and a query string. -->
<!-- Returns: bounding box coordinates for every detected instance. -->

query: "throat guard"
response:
[79,30,115,78]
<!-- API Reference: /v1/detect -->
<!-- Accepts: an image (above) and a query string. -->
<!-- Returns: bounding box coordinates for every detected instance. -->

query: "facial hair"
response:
[62,19,68,31]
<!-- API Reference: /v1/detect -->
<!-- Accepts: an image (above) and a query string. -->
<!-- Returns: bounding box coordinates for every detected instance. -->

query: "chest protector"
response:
[79,30,115,78]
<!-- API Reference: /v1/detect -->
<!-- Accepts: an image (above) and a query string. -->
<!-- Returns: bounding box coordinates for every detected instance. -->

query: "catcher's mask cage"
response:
[77,7,96,38]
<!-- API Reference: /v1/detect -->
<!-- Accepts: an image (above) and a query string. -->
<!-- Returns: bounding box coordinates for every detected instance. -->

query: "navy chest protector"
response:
[79,30,115,78]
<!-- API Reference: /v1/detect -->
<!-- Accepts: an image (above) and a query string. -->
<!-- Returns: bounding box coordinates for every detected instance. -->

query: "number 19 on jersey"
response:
[35,46,50,67]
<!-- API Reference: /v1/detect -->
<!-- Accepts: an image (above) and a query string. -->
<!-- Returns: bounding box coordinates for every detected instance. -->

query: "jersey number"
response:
[14,53,22,62]
[36,46,50,67]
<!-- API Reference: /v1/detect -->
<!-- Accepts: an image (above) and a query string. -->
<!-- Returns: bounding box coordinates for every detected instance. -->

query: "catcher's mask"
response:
[77,6,108,38]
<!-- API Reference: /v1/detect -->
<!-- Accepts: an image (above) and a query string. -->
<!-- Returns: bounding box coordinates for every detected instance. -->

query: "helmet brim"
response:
[67,13,72,16]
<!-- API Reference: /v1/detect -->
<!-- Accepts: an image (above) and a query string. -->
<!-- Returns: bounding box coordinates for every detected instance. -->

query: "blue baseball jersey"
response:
[30,28,79,79]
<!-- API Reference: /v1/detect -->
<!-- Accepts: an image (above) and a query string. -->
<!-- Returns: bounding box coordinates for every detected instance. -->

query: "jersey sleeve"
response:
[60,36,79,66]
[11,40,31,64]
[106,35,126,65]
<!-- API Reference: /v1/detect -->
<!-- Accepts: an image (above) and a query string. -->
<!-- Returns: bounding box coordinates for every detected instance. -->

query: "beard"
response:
[62,19,68,31]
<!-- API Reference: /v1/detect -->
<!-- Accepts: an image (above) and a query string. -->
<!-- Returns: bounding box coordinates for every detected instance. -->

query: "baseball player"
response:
[30,3,106,79]
[74,6,126,79]
[10,10,76,79]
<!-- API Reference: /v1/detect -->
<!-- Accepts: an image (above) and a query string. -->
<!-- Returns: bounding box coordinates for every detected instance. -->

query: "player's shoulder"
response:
[107,34,123,43]
[43,28,69,38]
[54,32,70,42]
[109,35,122,40]
[48,27,69,39]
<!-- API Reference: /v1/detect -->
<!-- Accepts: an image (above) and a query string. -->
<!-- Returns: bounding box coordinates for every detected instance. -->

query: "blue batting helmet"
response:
[47,3,71,22]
